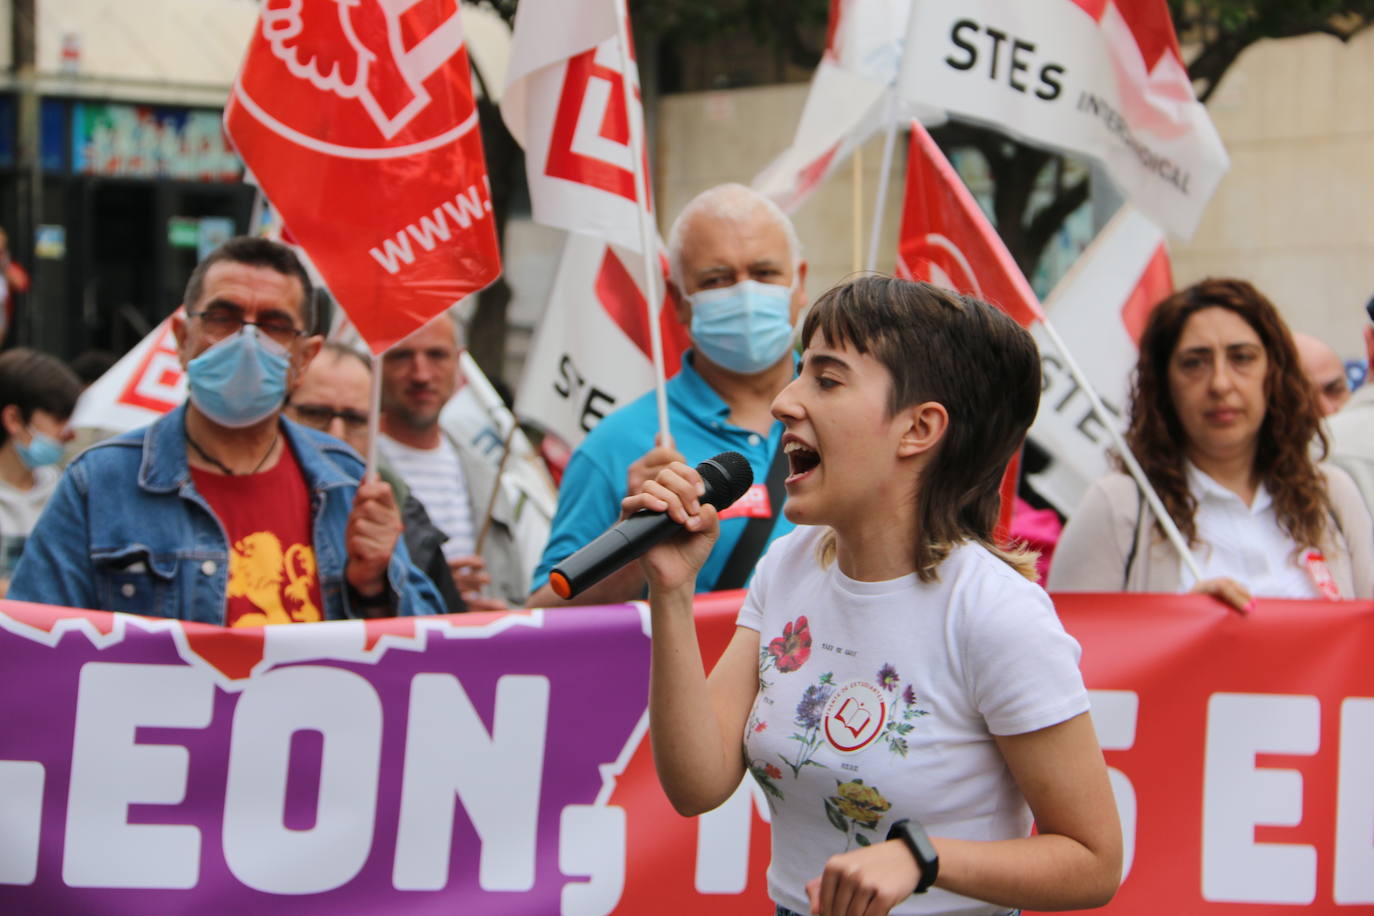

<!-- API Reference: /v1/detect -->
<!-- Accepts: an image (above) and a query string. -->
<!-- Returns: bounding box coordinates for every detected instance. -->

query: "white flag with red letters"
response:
[514,232,689,449]
[70,314,186,434]
[898,0,1227,239]
[1028,205,1173,513]
[502,0,650,254]
[502,0,688,447]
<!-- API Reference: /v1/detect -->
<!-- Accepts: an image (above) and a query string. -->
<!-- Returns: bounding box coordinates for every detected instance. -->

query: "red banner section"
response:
[0,593,1371,912]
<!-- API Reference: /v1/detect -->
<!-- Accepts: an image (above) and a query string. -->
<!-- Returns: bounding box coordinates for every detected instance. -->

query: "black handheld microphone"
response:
[549,451,755,600]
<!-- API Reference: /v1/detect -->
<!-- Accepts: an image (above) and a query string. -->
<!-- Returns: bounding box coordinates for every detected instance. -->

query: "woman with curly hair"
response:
[1049,278,1374,607]
[632,277,1121,916]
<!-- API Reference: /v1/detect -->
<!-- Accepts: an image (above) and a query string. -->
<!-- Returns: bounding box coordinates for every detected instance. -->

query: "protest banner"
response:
[2,592,1371,913]
[898,0,1229,239]
[1028,206,1173,514]
[225,0,501,353]
[503,0,689,448]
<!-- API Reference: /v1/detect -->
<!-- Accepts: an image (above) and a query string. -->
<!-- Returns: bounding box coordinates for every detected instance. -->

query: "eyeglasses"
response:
[289,403,370,431]
[189,307,305,348]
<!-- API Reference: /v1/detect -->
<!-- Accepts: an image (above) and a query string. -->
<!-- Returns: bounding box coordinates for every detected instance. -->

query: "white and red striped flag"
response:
[225,0,501,354]
[502,0,688,447]
[898,0,1227,239]
[1028,205,1173,513]
[896,121,1043,539]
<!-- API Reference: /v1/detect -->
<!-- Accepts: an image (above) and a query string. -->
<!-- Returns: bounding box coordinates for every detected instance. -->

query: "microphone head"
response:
[697,451,754,510]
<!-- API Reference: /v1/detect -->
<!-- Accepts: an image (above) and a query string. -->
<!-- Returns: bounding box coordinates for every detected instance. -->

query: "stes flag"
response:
[1028,205,1173,514]
[502,0,689,448]
[225,0,501,354]
[898,0,1228,239]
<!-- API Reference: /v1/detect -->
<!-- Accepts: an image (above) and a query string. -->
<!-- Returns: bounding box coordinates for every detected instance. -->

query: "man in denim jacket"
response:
[9,238,444,624]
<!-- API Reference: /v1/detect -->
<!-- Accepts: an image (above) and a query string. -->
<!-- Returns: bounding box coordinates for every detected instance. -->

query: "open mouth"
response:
[784,440,820,479]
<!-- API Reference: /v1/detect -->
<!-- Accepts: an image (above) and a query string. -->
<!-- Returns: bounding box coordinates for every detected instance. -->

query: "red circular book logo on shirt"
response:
[822,681,888,755]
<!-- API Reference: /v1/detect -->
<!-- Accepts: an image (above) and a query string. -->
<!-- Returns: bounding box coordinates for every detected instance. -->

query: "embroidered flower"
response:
[829,779,892,830]
[754,720,768,732]
[795,682,834,730]
[768,616,812,672]
[877,663,900,692]
[764,763,782,780]
[902,684,917,707]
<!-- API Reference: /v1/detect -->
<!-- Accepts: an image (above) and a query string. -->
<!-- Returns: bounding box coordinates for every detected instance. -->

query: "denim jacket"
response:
[9,404,445,624]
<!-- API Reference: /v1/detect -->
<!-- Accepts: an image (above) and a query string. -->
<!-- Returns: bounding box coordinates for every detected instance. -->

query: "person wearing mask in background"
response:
[9,236,443,623]
[0,349,81,593]
[377,311,525,610]
[1328,297,1374,514]
[287,341,467,611]
[1292,331,1351,416]
[528,183,805,607]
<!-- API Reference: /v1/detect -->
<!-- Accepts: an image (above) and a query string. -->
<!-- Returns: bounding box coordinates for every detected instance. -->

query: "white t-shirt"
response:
[0,465,59,577]
[737,526,1089,915]
[377,433,476,562]
[1181,464,1321,598]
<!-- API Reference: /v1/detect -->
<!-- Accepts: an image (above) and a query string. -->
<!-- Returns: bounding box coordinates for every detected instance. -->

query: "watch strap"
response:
[887,818,939,894]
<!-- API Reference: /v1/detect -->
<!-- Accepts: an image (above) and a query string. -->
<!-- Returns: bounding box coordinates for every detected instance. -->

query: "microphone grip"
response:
[548,510,679,600]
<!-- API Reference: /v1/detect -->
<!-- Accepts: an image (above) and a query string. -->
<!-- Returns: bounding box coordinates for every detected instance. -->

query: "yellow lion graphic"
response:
[227,531,322,626]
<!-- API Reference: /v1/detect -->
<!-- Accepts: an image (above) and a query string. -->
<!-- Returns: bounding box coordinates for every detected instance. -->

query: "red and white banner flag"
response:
[502,0,650,254]
[225,0,501,354]
[515,233,689,448]
[1029,205,1173,513]
[899,0,1228,239]
[502,0,687,447]
[753,0,939,212]
[896,122,1043,328]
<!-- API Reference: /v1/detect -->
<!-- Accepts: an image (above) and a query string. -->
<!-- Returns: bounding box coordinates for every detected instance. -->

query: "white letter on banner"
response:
[1202,693,1318,904]
[0,760,45,884]
[222,666,382,894]
[1088,690,1138,881]
[63,663,212,888]
[1335,697,1374,904]
[695,778,771,894]
[559,804,625,916]
[392,673,550,891]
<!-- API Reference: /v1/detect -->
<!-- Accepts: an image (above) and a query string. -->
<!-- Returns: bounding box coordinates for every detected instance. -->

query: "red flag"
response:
[896,121,1043,327]
[225,0,501,354]
[896,120,1044,542]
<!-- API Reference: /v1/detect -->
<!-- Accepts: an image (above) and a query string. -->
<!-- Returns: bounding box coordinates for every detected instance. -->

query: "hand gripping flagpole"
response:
[616,0,672,448]
[1036,317,1204,583]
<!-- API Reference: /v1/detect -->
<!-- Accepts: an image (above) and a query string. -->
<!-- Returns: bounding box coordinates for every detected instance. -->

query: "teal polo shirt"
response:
[532,352,794,596]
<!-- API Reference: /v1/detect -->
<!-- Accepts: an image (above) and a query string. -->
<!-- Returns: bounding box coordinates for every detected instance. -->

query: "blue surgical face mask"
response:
[186,325,291,429]
[16,427,64,469]
[688,278,796,374]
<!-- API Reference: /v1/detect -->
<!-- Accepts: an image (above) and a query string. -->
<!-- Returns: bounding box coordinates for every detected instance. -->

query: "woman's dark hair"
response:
[0,348,83,447]
[801,276,1042,580]
[1123,277,1330,550]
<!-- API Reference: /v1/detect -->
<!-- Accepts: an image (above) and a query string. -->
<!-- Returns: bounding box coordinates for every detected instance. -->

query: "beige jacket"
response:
[1048,464,1374,599]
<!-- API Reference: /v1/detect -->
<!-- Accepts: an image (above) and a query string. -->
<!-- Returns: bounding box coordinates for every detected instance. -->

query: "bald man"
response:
[1293,331,1351,416]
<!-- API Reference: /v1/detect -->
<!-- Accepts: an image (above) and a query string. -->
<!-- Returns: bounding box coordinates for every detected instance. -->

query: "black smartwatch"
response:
[887,818,939,894]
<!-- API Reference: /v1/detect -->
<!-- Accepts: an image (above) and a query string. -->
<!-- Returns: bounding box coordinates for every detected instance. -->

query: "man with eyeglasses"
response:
[285,341,467,610]
[9,237,444,624]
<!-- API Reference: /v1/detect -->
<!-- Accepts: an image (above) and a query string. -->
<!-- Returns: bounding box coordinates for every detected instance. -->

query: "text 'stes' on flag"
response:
[226,0,501,354]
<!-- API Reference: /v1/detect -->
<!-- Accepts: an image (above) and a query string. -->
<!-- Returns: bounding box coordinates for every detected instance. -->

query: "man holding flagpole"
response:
[9,238,444,624]
[529,184,806,607]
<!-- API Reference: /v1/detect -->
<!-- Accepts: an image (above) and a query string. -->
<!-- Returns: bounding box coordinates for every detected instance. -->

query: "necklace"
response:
[186,429,279,476]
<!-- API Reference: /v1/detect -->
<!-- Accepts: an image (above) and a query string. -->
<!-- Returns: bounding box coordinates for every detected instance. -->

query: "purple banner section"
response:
[0,604,651,914]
